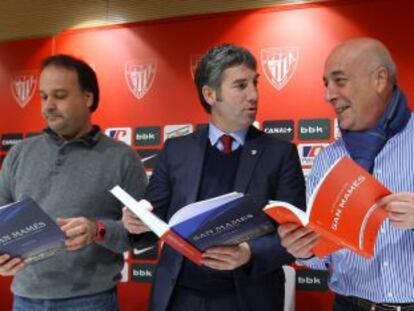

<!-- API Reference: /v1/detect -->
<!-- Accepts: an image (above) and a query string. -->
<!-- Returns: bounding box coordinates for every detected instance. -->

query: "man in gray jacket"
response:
[0,54,147,311]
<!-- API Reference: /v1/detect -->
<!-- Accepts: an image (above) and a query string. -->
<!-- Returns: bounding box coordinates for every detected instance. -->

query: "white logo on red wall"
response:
[164,124,193,141]
[261,47,298,91]
[125,59,157,100]
[105,128,132,145]
[11,71,37,108]
[190,54,203,79]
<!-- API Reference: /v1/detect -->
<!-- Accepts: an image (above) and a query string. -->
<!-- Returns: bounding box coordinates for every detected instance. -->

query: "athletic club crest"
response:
[125,59,157,100]
[10,71,37,108]
[261,47,299,91]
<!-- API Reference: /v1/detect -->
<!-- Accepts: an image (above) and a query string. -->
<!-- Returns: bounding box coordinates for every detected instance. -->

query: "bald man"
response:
[278,38,414,311]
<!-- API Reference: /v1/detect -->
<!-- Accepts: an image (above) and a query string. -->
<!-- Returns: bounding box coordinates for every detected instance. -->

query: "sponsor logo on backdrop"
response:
[1,134,24,151]
[190,54,203,79]
[296,269,329,291]
[164,124,193,141]
[298,119,331,140]
[136,149,159,170]
[298,143,328,167]
[261,47,298,91]
[131,264,156,283]
[134,126,161,146]
[105,128,132,145]
[11,71,37,108]
[334,118,341,140]
[132,243,158,260]
[263,120,294,141]
[125,59,157,100]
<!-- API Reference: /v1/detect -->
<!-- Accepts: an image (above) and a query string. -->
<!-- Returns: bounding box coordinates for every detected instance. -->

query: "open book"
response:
[111,186,274,265]
[264,156,390,258]
[0,199,66,263]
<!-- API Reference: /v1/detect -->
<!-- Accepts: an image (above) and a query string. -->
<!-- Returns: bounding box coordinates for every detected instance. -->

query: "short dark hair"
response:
[194,44,257,113]
[42,54,100,112]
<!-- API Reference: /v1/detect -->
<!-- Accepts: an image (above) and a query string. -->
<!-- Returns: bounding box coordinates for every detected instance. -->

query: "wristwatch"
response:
[95,221,106,242]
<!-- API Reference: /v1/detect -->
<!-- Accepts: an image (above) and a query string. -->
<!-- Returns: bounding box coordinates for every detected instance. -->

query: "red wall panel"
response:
[0,0,412,310]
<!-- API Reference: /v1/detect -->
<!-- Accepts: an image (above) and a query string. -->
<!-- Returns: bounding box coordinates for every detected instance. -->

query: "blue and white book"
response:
[111,186,274,265]
[0,199,66,263]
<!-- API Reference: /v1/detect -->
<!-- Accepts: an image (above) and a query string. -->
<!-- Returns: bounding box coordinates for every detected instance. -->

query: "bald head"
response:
[326,37,396,85]
[323,38,396,131]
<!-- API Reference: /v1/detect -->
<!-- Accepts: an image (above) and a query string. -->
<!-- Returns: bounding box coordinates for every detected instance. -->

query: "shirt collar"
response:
[208,122,248,147]
[44,125,102,147]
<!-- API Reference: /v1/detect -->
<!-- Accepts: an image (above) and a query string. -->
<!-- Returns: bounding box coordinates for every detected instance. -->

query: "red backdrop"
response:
[0,0,413,310]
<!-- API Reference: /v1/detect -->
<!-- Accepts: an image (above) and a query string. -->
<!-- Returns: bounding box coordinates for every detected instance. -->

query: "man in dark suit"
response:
[123,44,305,311]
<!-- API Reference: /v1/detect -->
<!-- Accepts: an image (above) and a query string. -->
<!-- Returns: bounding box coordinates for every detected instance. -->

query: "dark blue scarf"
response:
[341,87,411,173]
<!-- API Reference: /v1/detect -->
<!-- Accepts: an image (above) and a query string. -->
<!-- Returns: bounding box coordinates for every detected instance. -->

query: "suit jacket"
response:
[140,125,305,311]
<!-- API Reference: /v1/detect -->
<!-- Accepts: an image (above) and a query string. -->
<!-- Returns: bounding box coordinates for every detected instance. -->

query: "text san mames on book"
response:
[331,176,366,231]
[0,222,47,245]
[192,214,254,242]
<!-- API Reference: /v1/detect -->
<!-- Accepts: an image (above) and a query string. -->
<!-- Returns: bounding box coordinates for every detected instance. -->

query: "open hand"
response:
[202,242,251,270]
[278,223,319,258]
[0,254,24,276]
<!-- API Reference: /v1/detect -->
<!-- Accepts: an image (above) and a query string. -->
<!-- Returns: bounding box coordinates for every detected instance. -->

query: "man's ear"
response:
[202,85,216,107]
[373,66,389,93]
[84,92,94,109]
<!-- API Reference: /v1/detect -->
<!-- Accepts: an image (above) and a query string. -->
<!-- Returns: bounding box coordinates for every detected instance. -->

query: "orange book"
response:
[264,156,390,258]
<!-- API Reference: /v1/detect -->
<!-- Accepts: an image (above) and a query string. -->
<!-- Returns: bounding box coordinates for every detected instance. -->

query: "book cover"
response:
[264,156,390,258]
[110,186,274,265]
[0,199,66,263]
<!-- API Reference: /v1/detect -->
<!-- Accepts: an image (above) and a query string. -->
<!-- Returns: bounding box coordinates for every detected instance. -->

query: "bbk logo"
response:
[11,71,37,108]
[137,149,159,170]
[105,128,132,146]
[131,264,156,283]
[261,47,299,91]
[263,120,294,141]
[298,119,331,140]
[164,124,193,141]
[1,133,24,151]
[298,143,328,167]
[134,126,161,146]
[296,269,329,291]
[125,59,157,100]
[190,54,203,79]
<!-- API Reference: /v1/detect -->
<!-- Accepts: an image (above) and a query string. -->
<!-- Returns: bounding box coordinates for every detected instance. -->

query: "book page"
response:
[168,192,243,226]
[110,185,169,237]
[263,201,308,226]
